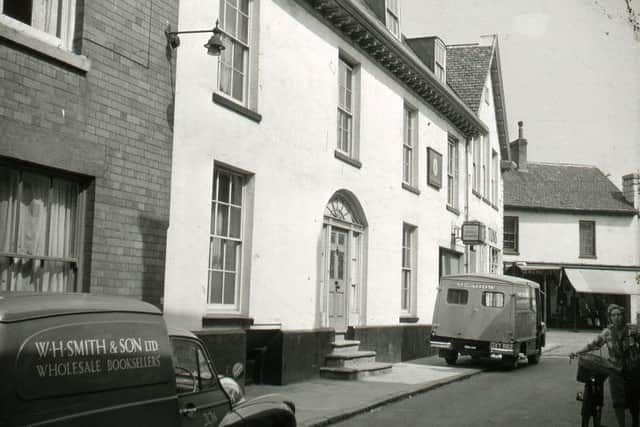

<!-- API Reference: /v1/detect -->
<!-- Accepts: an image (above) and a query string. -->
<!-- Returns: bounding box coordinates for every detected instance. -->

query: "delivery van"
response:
[0,292,296,427]
[430,274,545,368]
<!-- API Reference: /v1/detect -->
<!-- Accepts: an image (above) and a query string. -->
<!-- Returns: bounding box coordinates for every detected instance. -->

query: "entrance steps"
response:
[319,336,392,380]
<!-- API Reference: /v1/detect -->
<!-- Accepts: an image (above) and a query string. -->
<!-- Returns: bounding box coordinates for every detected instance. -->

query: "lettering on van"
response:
[455,282,496,290]
[31,337,161,378]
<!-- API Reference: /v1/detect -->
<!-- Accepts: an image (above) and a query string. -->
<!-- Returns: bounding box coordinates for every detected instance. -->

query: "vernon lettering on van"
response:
[17,322,172,400]
[455,282,496,290]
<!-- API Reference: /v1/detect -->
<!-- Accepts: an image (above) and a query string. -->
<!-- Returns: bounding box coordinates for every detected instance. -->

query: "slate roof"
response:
[503,162,637,214]
[446,45,493,113]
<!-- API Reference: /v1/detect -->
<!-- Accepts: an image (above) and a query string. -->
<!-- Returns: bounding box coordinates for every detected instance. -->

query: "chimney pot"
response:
[518,121,524,139]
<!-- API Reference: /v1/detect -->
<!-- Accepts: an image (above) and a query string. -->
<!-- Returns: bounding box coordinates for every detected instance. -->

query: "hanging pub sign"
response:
[461,220,486,245]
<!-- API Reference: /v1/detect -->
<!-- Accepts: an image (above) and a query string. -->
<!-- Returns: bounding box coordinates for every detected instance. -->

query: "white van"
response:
[430,274,545,368]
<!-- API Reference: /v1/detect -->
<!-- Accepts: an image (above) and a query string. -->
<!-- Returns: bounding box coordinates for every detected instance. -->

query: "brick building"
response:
[0,1,178,305]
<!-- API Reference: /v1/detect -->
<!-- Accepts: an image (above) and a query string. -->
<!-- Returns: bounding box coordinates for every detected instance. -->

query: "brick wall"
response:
[0,0,179,306]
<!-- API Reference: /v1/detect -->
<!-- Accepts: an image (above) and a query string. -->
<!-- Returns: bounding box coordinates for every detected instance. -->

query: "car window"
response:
[447,288,468,305]
[170,338,219,394]
[482,291,504,308]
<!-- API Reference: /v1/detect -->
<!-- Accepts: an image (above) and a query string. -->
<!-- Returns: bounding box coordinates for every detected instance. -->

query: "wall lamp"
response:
[165,20,225,56]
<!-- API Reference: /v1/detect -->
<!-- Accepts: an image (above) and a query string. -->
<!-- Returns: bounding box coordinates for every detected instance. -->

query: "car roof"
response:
[441,273,540,289]
[0,292,161,322]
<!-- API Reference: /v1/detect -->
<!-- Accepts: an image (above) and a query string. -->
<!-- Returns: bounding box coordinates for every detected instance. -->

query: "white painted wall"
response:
[164,0,504,331]
[503,209,638,266]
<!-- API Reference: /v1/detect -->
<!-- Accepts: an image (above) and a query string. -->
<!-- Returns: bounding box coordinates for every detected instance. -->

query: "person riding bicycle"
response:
[570,304,640,427]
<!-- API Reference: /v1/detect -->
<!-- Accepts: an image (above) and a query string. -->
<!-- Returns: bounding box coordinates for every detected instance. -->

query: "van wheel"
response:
[502,356,518,370]
[528,349,541,365]
[444,351,458,365]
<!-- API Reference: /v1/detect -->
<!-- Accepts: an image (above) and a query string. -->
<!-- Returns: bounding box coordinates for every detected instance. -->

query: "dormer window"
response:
[386,0,400,38]
[434,38,446,83]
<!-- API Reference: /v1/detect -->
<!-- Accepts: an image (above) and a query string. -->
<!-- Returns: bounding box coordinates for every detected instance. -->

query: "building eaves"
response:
[295,0,489,138]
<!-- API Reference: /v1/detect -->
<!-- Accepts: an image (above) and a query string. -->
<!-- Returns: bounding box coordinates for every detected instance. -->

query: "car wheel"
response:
[528,349,541,365]
[444,351,458,365]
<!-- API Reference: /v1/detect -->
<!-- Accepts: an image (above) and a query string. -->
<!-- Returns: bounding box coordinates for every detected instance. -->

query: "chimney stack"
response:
[622,173,640,210]
[509,121,528,171]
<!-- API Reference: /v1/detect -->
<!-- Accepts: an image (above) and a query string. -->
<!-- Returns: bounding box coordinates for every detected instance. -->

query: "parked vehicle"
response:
[0,292,296,427]
[430,274,545,368]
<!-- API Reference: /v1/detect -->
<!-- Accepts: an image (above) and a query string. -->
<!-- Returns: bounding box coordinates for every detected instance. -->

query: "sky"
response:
[402,0,640,188]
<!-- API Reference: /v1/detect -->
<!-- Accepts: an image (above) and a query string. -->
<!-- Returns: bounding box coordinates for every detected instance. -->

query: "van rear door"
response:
[435,277,514,343]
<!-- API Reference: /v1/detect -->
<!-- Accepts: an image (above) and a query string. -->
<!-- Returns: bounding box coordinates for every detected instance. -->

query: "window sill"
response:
[202,314,254,329]
[212,92,262,123]
[399,316,419,323]
[504,250,519,256]
[334,150,362,169]
[446,205,460,216]
[402,182,420,195]
[472,190,482,199]
[579,255,597,260]
[0,18,91,72]
[491,204,499,212]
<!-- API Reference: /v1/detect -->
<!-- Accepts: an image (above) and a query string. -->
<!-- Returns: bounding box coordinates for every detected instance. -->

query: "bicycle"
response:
[570,353,612,427]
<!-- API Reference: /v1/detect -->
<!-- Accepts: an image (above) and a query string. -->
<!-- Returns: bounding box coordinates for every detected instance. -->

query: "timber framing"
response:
[297,0,489,138]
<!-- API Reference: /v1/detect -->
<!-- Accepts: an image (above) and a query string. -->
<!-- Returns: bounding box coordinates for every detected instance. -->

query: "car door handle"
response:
[180,404,198,419]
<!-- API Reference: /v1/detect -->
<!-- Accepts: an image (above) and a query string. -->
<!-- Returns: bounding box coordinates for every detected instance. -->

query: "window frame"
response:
[446,288,468,305]
[402,104,418,188]
[0,0,77,50]
[0,161,87,293]
[401,223,417,314]
[385,0,400,39]
[434,38,446,83]
[217,0,252,106]
[447,136,458,209]
[472,137,481,194]
[207,166,246,310]
[491,150,498,206]
[579,220,596,258]
[336,55,360,163]
[503,216,519,254]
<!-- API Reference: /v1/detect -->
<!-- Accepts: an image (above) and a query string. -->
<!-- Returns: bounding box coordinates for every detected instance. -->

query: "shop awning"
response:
[564,268,640,295]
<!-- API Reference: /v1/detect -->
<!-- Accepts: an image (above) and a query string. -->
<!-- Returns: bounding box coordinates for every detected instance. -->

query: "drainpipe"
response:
[464,138,471,272]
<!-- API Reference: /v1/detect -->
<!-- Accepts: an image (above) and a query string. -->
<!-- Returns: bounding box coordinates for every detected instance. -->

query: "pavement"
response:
[244,329,601,427]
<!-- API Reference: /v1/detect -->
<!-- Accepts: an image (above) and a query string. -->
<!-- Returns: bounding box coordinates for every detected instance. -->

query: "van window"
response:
[482,291,504,308]
[447,288,468,305]
[171,338,218,394]
[530,287,537,312]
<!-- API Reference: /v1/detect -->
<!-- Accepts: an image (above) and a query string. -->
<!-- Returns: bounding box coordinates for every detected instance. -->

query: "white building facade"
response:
[503,125,640,329]
[164,0,510,383]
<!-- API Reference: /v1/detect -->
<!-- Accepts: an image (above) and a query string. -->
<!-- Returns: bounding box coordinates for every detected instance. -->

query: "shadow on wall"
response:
[138,214,169,309]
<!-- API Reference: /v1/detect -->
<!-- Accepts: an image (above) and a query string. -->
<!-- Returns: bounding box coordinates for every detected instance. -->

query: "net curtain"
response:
[0,167,77,292]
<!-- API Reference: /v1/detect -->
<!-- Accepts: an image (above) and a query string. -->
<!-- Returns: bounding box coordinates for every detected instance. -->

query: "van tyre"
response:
[444,351,458,365]
[528,349,541,365]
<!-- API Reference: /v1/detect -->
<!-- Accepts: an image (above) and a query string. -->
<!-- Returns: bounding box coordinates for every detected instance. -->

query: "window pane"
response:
[238,15,248,44]
[0,167,18,252]
[217,172,230,203]
[224,240,238,270]
[219,63,232,96]
[233,44,245,72]
[232,70,244,101]
[231,175,242,205]
[215,204,229,236]
[447,289,468,304]
[225,5,237,36]
[18,172,50,256]
[209,237,223,269]
[223,272,236,304]
[239,0,249,13]
[209,271,223,303]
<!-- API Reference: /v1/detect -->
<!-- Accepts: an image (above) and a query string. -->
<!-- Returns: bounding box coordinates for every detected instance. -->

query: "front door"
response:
[328,229,348,331]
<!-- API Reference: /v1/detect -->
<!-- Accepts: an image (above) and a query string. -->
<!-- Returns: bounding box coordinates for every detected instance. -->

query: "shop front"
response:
[505,264,639,329]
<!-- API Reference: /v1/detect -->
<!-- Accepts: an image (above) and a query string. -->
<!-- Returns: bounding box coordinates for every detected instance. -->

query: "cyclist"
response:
[570,304,640,427]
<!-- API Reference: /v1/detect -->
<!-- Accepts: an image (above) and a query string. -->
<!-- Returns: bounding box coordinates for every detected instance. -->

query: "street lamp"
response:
[165,20,225,56]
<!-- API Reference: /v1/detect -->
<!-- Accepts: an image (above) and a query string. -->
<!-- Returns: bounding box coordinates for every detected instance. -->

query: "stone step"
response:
[330,339,361,355]
[325,350,377,368]
[319,362,393,380]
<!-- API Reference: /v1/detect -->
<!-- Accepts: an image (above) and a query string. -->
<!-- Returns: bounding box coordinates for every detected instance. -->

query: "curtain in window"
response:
[1,170,78,292]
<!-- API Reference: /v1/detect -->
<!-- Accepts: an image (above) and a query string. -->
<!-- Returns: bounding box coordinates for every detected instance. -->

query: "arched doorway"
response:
[320,190,367,332]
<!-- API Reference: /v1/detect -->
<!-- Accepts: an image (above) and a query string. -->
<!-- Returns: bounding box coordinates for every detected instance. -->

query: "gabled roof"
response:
[503,162,637,215]
[446,39,511,160]
[446,45,493,113]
